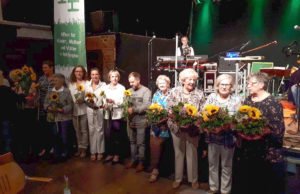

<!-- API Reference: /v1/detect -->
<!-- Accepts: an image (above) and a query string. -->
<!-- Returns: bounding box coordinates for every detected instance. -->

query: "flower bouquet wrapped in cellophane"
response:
[74,84,84,101]
[232,105,269,141]
[171,102,199,137]
[146,104,168,127]
[199,105,231,134]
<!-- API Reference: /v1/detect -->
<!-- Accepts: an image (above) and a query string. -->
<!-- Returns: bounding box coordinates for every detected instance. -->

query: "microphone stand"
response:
[148,35,155,91]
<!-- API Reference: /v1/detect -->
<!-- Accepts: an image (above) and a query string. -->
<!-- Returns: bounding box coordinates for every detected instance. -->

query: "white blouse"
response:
[68,81,87,116]
[103,83,125,120]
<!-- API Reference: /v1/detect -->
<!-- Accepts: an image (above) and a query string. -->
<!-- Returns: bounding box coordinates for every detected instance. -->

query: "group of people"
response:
[0,60,286,194]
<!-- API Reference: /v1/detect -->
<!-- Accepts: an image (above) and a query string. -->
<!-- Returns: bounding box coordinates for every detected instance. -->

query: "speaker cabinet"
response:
[218,57,237,72]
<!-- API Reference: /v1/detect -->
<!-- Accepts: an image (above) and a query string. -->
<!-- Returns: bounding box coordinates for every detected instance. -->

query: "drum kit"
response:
[0,152,52,194]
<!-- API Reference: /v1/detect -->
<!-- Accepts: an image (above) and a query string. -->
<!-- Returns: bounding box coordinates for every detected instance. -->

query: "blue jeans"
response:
[291,84,300,108]
[1,121,11,154]
[50,120,72,157]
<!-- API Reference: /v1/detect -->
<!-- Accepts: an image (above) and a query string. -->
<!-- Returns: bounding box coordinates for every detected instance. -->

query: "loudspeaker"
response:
[90,10,113,33]
[218,57,237,72]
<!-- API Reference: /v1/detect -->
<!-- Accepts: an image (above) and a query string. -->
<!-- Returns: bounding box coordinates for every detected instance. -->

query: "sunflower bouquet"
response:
[122,90,133,120]
[199,105,231,134]
[74,84,84,101]
[47,92,63,122]
[146,104,168,126]
[232,105,269,140]
[9,65,37,95]
[85,92,97,104]
[170,102,199,135]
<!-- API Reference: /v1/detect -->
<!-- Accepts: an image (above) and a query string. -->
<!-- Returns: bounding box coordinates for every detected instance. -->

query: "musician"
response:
[177,36,194,57]
[288,67,300,106]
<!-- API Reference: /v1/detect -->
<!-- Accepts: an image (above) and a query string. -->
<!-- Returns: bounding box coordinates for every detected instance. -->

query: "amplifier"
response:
[218,57,237,72]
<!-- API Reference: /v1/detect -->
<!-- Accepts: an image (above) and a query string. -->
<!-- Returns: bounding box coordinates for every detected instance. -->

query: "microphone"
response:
[294,25,300,30]
[148,33,156,45]
[240,40,251,51]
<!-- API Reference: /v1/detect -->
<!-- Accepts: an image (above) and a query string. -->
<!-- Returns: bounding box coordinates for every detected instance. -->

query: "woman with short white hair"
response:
[204,74,241,194]
[167,68,205,189]
[149,74,173,183]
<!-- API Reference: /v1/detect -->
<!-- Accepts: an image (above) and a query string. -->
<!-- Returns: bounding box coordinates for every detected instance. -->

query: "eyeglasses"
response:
[75,71,83,73]
[247,81,258,86]
[220,84,231,88]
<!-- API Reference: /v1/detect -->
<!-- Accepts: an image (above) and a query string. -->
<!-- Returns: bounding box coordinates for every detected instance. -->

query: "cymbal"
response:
[297,60,300,64]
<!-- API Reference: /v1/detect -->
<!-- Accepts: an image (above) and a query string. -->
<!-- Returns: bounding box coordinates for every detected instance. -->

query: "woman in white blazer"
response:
[85,67,106,161]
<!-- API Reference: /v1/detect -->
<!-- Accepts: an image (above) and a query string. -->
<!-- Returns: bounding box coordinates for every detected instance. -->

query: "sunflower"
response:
[13,69,22,76]
[50,92,59,102]
[22,65,30,73]
[149,104,163,111]
[85,92,94,99]
[100,90,104,96]
[30,73,37,81]
[238,105,252,113]
[204,105,220,116]
[186,104,198,116]
[124,90,132,96]
[248,107,261,120]
[77,85,84,92]
[29,67,35,74]
[202,111,210,122]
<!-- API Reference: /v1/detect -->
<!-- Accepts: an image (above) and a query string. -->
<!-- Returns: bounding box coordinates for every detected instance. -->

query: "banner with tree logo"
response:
[54,0,86,79]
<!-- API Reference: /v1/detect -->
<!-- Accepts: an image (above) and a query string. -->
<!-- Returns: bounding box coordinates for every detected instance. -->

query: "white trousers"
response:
[171,132,198,183]
[87,108,105,154]
[72,114,88,149]
[208,143,234,193]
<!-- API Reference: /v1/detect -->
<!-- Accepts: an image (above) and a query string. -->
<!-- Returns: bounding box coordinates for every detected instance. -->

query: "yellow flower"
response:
[248,107,261,120]
[77,85,84,92]
[149,104,163,111]
[186,104,198,116]
[124,90,132,96]
[202,111,210,122]
[29,67,35,74]
[22,65,29,73]
[100,90,104,96]
[30,73,37,81]
[238,105,252,113]
[50,92,59,102]
[85,92,94,99]
[13,69,22,76]
[204,105,219,116]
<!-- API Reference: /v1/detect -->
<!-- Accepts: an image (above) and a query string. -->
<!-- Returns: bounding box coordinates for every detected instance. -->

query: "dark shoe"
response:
[135,162,144,173]
[125,161,137,169]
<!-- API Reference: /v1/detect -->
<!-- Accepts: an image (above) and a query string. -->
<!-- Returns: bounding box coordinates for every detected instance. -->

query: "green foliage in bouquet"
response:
[232,105,267,135]
[171,102,199,127]
[146,104,168,125]
[200,105,231,131]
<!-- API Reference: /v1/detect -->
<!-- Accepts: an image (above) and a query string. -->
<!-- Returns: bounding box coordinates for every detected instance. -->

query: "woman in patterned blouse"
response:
[232,72,285,194]
[149,75,173,183]
[167,68,205,190]
[204,74,241,194]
